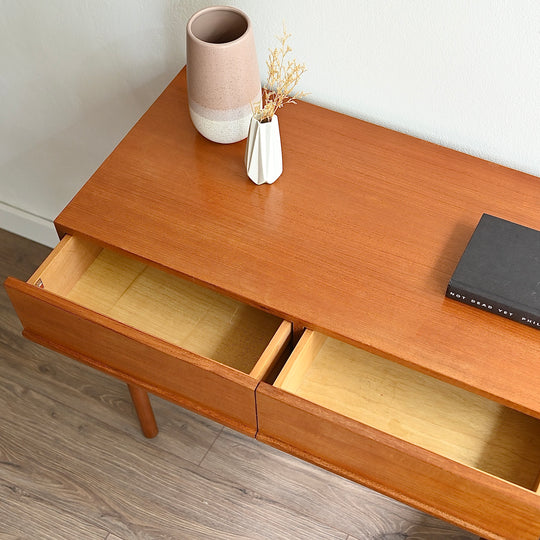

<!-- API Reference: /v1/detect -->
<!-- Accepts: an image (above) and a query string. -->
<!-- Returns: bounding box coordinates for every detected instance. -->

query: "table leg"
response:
[127,383,158,438]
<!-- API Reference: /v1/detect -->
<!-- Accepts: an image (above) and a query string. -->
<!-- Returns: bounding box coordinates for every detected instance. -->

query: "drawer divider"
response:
[249,320,292,380]
[274,329,326,393]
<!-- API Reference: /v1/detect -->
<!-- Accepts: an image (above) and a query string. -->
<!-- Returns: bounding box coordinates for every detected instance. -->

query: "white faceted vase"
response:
[244,116,283,185]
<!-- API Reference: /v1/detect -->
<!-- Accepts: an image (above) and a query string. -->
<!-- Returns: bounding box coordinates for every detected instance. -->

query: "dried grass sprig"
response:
[253,26,308,123]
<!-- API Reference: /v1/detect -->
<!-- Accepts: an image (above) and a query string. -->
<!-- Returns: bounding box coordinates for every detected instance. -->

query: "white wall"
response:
[2,1,539,247]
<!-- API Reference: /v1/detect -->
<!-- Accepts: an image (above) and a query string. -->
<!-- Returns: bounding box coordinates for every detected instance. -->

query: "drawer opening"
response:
[275,330,540,491]
[30,236,284,375]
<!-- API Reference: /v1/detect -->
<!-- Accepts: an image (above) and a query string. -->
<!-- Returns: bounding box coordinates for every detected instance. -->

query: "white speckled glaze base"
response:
[189,107,251,145]
[189,90,260,144]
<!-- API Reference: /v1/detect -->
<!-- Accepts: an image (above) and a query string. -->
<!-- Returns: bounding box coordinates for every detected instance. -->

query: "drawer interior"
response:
[30,236,284,375]
[275,330,540,491]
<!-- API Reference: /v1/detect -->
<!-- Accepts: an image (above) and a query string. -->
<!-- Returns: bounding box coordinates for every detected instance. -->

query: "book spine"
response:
[445,283,540,330]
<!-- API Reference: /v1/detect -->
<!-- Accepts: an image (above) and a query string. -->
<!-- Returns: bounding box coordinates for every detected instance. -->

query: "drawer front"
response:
[256,383,540,540]
[6,277,264,435]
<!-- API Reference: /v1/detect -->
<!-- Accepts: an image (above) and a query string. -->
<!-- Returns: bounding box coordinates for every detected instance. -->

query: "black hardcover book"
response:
[446,213,540,330]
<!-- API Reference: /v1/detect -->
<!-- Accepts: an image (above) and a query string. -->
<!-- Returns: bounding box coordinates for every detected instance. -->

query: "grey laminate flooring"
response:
[0,229,478,540]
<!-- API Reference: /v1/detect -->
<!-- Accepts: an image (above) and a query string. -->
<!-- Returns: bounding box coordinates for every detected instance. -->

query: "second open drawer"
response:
[256,329,540,540]
[5,234,291,435]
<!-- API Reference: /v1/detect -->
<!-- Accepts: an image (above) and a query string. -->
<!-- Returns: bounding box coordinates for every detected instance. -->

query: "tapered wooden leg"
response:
[127,384,158,438]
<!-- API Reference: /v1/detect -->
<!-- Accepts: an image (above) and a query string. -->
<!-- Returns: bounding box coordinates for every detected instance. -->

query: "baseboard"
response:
[0,203,59,248]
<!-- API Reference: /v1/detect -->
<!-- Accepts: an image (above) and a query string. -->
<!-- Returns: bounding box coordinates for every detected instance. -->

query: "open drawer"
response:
[5,235,292,436]
[256,329,540,540]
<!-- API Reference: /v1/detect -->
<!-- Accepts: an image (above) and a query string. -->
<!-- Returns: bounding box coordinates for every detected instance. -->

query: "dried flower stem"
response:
[253,26,308,123]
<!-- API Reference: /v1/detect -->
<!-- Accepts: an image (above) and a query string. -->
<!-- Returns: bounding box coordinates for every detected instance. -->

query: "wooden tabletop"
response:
[56,67,540,417]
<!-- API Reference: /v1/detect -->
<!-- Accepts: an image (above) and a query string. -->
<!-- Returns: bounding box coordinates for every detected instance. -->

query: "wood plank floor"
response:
[0,228,478,540]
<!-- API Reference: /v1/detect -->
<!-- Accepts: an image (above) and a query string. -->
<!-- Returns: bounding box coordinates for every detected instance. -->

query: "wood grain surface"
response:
[256,382,540,540]
[54,67,540,419]
[279,331,540,489]
[65,243,283,374]
[5,276,265,435]
[1,229,478,539]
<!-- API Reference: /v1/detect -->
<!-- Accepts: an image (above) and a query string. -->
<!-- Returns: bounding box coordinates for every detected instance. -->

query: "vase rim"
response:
[187,6,252,48]
[253,114,278,123]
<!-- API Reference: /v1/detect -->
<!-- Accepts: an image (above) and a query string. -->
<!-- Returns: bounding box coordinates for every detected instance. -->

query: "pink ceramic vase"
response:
[186,6,261,144]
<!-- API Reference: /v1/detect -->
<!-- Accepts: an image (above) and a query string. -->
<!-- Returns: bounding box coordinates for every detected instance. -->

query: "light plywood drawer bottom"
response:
[257,329,540,540]
[5,235,291,435]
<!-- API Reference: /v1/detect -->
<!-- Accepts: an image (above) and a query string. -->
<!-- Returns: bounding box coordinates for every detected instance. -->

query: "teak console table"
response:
[6,67,540,539]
